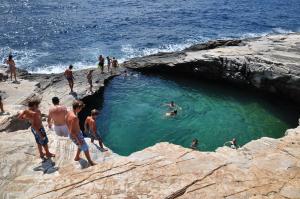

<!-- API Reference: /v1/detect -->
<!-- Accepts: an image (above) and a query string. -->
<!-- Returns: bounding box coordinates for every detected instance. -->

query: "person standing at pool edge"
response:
[66,100,96,166]
[64,65,74,93]
[98,55,105,73]
[84,109,107,151]
[87,70,94,93]
[5,54,17,82]
[106,56,111,72]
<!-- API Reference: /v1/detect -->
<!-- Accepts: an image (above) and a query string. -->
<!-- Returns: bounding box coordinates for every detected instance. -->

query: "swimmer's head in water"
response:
[69,65,73,70]
[171,101,175,106]
[173,110,178,114]
[52,97,60,105]
[192,138,199,144]
[8,54,13,60]
[28,98,41,109]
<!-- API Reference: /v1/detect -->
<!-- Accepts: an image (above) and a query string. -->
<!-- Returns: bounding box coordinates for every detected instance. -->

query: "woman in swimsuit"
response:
[6,54,17,82]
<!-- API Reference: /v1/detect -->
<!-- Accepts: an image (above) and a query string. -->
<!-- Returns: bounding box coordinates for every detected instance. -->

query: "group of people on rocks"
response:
[19,96,107,166]
[64,55,119,93]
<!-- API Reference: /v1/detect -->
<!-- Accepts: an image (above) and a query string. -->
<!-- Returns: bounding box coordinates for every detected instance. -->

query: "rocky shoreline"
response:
[124,33,300,105]
[0,33,299,198]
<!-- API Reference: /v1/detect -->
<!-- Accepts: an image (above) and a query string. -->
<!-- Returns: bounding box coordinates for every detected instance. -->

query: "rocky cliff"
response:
[124,33,300,104]
[0,33,300,198]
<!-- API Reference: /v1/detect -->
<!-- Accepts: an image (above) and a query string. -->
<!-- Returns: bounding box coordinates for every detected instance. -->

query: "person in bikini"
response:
[87,70,94,93]
[18,98,55,159]
[64,65,74,93]
[98,55,105,73]
[47,97,69,137]
[84,109,107,151]
[5,54,17,82]
[66,100,96,165]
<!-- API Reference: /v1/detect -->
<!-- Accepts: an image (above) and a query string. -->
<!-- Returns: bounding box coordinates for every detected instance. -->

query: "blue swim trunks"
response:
[70,131,89,152]
[31,127,49,146]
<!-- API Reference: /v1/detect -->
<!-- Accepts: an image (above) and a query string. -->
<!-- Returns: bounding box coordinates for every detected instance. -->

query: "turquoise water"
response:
[97,73,298,156]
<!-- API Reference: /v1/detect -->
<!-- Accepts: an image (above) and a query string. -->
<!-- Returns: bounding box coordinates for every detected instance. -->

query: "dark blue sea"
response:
[1,0,300,73]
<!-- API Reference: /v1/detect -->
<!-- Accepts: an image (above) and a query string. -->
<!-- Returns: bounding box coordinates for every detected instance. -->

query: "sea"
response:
[1,0,300,73]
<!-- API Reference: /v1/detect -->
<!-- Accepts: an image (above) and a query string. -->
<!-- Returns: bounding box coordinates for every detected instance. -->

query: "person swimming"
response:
[190,138,199,150]
[163,101,182,110]
[165,109,177,117]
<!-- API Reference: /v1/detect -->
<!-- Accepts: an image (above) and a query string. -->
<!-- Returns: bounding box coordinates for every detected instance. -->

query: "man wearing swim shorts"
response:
[84,109,107,151]
[47,97,69,137]
[18,98,55,159]
[98,55,105,73]
[64,65,74,93]
[66,100,95,165]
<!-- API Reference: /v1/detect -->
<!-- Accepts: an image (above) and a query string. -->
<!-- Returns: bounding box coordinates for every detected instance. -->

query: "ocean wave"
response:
[1,28,298,74]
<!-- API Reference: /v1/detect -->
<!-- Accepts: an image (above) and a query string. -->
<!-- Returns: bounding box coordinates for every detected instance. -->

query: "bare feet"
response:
[101,148,108,152]
[74,157,80,161]
[46,152,55,158]
[89,161,96,166]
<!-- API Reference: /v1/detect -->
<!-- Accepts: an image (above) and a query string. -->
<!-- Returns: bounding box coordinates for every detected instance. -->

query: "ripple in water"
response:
[96,73,299,156]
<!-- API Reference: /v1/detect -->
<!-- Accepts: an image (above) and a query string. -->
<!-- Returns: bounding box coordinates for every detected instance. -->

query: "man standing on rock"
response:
[98,55,105,74]
[64,65,74,93]
[84,109,107,151]
[47,97,69,137]
[66,100,96,166]
[111,57,118,74]
[18,98,55,160]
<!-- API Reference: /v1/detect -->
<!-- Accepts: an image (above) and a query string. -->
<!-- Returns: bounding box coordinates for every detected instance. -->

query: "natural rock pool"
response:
[96,72,298,156]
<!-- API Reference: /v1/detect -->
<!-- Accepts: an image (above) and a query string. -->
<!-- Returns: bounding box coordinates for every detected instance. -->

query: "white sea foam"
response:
[1,28,298,74]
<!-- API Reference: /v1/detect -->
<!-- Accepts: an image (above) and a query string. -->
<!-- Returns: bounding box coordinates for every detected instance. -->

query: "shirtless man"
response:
[66,100,95,165]
[47,97,69,137]
[87,70,94,93]
[84,109,107,151]
[98,55,105,73]
[18,98,55,159]
[64,65,74,93]
[5,54,17,82]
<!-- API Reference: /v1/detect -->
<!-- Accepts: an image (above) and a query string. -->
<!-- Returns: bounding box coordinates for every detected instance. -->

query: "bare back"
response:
[66,111,81,137]
[20,109,42,131]
[49,105,68,125]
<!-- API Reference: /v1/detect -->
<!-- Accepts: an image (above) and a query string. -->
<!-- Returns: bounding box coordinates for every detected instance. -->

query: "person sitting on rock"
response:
[87,70,94,93]
[66,100,96,166]
[190,138,199,150]
[18,98,55,160]
[166,109,177,117]
[224,138,239,149]
[5,54,17,82]
[64,65,74,93]
[47,97,70,137]
[230,138,238,149]
[84,109,107,151]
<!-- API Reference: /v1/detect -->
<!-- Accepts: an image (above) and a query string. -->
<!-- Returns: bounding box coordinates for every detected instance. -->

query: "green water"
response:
[96,72,298,156]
